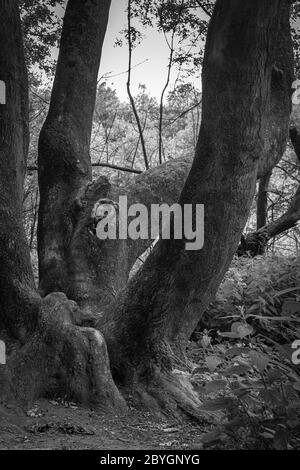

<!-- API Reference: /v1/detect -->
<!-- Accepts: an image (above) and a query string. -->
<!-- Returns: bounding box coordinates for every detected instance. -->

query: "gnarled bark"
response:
[38,0,111,298]
[257,1,293,179]
[0,0,295,419]
[36,0,293,315]
[0,0,125,413]
[96,0,292,411]
[0,0,40,343]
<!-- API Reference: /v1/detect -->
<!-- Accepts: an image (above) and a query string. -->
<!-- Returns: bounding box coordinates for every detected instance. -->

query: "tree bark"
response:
[1,0,294,418]
[38,0,111,297]
[0,0,40,342]
[0,0,125,412]
[257,1,293,179]
[36,1,293,316]
[96,0,292,412]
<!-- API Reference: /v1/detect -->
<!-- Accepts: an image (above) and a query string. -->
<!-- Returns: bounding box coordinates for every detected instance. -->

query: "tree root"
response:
[0,293,126,413]
[125,367,212,423]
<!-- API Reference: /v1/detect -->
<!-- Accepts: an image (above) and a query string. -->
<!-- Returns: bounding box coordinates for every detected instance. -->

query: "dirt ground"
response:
[0,399,209,450]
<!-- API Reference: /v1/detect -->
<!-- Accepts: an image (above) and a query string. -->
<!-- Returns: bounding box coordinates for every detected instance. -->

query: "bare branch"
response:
[126,0,149,170]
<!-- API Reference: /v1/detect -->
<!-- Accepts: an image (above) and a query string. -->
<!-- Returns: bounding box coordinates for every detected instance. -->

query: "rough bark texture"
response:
[0,0,125,413]
[96,0,292,406]
[36,0,293,317]
[238,126,300,257]
[69,155,193,316]
[0,0,40,342]
[257,1,293,179]
[38,0,111,297]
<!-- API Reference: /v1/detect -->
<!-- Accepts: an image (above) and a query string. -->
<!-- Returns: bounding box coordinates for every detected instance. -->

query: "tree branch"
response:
[27,162,142,175]
[126,0,149,170]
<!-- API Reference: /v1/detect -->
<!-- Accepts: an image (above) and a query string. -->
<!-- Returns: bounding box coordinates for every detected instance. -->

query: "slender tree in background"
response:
[0,0,294,415]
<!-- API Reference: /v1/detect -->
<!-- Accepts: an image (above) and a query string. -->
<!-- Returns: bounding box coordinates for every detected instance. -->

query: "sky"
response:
[98,0,202,101]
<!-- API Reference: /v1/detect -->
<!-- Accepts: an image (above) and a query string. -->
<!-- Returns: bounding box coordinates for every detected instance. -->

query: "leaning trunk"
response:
[99,1,292,410]
[0,0,124,411]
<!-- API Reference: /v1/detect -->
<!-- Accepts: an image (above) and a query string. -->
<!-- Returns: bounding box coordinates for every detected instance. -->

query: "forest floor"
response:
[0,398,209,450]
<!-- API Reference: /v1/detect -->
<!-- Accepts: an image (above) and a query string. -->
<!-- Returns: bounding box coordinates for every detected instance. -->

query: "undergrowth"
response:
[190,254,300,449]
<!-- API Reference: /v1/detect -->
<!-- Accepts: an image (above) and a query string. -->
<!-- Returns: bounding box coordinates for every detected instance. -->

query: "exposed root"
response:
[0,293,126,413]
[127,367,212,424]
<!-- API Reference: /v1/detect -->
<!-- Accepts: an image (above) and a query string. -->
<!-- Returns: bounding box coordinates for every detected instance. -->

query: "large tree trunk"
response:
[36,0,293,316]
[0,0,125,412]
[38,0,111,299]
[94,0,293,411]
[0,0,39,343]
[257,1,293,179]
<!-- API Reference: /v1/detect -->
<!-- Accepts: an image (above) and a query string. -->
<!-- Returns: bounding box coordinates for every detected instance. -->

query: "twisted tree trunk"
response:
[38,0,112,299]
[0,0,39,344]
[95,0,293,412]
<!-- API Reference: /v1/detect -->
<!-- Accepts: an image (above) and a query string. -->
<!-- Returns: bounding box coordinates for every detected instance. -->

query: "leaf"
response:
[276,343,294,360]
[200,430,226,446]
[274,429,288,450]
[266,368,284,384]
[223,364,251,376]
[231,387,251,398]
[293,381,300,392]
[249,350,270,373]
[218,331,240,339]
[205,380,227,393]
[205,355,223,372]
[231,322,254,338]
[275,286,300,297]
[282,300,300,316]
[201,334,211,348]
[260,431,275,439]
[200,397,236,411]
[225,347,250,358]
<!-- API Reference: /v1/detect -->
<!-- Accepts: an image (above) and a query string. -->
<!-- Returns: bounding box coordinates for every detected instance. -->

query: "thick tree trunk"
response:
[0,0,40,343]
[35,0,293,317]
[257,1,293,179]
[1,0,294,418]
[38,0,111,298]
[96,0,293,412]
[0,0,125,412]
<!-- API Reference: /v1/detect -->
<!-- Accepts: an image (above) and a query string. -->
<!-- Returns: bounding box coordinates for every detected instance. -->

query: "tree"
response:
[0,0,294,416]
[239,127,300,257]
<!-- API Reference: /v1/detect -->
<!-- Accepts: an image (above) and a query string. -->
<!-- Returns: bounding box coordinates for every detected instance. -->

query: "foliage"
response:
[191,255,300,449]
[119,0,213,76]
[20,0,65,74]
